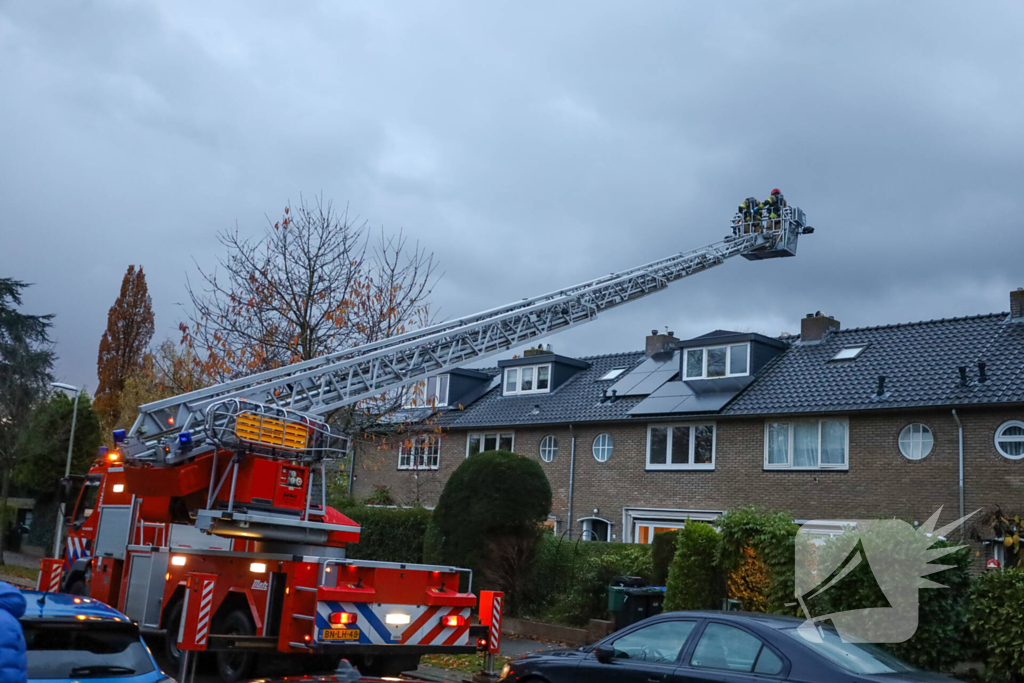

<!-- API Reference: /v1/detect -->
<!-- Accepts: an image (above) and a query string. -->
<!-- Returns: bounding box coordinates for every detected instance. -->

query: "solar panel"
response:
[607,352,679,397]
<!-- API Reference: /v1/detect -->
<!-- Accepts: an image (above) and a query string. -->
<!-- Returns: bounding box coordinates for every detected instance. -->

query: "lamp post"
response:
[50,382,80,559]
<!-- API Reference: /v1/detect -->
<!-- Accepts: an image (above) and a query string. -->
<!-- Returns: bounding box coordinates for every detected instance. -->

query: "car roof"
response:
[19,590,131,623]
[659,610,805,629]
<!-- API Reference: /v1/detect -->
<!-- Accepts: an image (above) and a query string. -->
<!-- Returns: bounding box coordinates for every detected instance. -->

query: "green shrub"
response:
[717,508,798,615]
[665,522,722,612]
[521,535,654,627]
[968,568,1024,681]
[337,504,433,564]
[651,530,680,586]
[434,451,551,614]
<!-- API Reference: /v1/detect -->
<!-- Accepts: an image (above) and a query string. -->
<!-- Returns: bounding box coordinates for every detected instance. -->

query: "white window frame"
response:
[466,431,515,457]
[592,433,614,462]
[763,418,849,470]
[623,507,724,543]
[898,423,934,460]
[402,374,449,408]
[504,363,552,395]
[539,435,559,463]
[995,420,1024,460]
[580,517,612,542]
[398,436,441,470]
[599,368,628,381]
[831,345,868,361]
[645,423,716,470]
[683,343,751,380]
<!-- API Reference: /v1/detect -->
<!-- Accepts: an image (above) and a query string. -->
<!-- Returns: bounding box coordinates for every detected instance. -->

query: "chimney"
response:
[978,361,988,383]
[646,329,678,357]
[800,311,841,342]
[876,375,886,397]
[524,344,552,358]
[1011,288,1024,320]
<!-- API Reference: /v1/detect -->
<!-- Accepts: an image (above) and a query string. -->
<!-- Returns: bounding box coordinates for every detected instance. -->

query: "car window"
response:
[690,622,780,674]
[23,622,156,679]
[610,620,696,664]
[781,627,915,674]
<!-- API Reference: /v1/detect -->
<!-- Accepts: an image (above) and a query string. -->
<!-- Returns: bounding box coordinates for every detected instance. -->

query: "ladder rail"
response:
[128,216,806,462]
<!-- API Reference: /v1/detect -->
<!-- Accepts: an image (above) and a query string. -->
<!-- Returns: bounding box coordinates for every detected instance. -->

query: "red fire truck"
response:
[56,399,477,680]
[46,207,811,680]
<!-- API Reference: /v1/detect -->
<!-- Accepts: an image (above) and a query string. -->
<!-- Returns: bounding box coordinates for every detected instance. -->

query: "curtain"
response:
[793,422,819,467]
[767,423,789,465]
[821,421,847,464]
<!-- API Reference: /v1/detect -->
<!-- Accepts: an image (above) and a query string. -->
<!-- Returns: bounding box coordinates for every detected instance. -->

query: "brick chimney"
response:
[1011,288,1024,320]
[801,312,840,342]
[646,329,677,357]
[524,344,552,358]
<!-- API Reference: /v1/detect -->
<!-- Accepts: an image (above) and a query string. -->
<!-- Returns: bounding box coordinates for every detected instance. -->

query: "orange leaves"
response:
[728,546,770,612]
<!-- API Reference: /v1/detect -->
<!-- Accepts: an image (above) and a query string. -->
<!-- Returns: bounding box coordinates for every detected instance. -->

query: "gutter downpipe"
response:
[952,409,964,537]
[568,425,576,540]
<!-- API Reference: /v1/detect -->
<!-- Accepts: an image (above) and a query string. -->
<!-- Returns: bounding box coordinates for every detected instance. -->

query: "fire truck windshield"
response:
[75,481,101,521]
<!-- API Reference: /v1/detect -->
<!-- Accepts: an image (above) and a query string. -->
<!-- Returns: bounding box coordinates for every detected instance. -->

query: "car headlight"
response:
[499,663,512,679]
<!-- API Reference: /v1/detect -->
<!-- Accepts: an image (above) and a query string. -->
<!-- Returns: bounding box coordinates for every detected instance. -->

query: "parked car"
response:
[498,611,963,682]
[20,589,174,683]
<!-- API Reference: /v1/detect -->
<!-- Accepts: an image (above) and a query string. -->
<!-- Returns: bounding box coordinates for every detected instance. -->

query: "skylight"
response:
[831,345,867,361]
[599,368,627,381]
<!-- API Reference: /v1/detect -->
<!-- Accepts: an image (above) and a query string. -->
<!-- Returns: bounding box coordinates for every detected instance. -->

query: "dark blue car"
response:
[20,590,174,683]
[498,611,963,682]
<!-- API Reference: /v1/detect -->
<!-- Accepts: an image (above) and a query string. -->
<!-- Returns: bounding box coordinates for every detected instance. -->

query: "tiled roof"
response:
[723,313,1024,415]
[441,351,648,428]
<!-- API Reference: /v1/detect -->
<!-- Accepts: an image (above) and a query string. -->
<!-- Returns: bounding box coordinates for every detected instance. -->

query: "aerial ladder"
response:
[49,203,811,680]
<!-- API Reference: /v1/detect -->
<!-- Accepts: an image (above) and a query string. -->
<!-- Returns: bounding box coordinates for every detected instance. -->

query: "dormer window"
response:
[504,364,551,395]
[402,374,449,408]
[683,343,750,379]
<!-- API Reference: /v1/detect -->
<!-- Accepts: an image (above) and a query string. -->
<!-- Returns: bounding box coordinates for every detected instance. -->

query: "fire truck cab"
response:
[54,401,477,680]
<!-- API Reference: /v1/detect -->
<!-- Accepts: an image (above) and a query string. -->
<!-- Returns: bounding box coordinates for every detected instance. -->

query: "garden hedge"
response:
[664,521,722,611]
[968,568,1024,681]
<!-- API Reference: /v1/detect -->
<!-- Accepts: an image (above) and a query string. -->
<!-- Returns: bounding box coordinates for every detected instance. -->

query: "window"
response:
[398,437,440,470]
[646,424,715,470]
[780,627,913,674]
[467,432,514,457]
[599,368,627,381]
[582,518,610,542]
[995,421,1024,460]
[690,623,782,675]
[765,419,848,469]
[504,364,552,395]
[592,434,613,462]
[24,623,157,680]
[683,343,750,379]
[402,375,449,408]
[608,620,697,664]
[831,345,867,361]
[898,424,933,460]
[539,435,558,462]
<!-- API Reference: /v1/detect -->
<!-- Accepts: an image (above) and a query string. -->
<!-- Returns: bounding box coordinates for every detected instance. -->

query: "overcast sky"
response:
[2,1,1022,395]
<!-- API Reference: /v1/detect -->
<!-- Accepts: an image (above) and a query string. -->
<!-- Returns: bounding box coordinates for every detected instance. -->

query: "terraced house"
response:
[351,288,1024,569]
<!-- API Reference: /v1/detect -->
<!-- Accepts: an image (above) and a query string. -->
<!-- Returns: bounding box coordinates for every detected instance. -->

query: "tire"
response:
[163,601,184,670]
[214,609,256,683]
[66,578,87,596]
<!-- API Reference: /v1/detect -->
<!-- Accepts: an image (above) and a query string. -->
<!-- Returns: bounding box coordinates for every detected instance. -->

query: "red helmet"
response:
[771,188,781,195]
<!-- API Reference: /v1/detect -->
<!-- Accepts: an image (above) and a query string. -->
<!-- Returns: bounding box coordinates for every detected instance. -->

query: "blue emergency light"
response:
[98,446,108,457]
[179,431,193,449]
[112,429,127,444]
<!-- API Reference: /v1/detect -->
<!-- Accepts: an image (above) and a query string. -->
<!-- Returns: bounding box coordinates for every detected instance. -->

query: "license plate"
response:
[321,629,360,641]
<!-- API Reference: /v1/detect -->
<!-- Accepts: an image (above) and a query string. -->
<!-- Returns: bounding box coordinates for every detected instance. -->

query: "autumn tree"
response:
[0,279,55,562]
[181,196,440,448]
[95,266,154,431]
[115,339,213,432]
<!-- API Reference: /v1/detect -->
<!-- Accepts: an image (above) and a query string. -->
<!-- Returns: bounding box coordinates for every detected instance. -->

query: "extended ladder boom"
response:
[128,207,811,462]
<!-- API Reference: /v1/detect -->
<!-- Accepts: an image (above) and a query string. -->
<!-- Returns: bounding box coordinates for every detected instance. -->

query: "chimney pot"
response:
[1011,288,1024,320]
[978,361,988,383]
[958,366,968,386]
[876,375,886,397]
[651,329,658,335]
[801,312,841,342]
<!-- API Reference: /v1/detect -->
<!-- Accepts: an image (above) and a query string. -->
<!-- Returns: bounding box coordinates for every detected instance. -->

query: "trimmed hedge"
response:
[521,535,654,627]
[717,508,798,615]
[651,530,681,586]
[337,504,433,564]
[969,568,1024,681]
[664,522,722,611]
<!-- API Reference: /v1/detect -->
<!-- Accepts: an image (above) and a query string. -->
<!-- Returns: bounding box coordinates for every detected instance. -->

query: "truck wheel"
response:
[214,609,256,683]
[163,601,184,669]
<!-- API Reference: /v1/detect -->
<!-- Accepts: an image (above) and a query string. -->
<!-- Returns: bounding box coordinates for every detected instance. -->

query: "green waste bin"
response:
[607,585,629,614]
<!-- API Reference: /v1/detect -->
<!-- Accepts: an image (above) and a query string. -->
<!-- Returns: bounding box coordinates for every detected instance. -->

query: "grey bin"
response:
[613,586,665,631]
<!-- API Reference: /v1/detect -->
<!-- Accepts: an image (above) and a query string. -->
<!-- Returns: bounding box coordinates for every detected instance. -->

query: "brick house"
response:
[351,289,1024,568]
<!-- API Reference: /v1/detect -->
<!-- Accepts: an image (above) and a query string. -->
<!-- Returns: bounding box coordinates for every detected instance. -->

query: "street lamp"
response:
[50,382,80,559]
